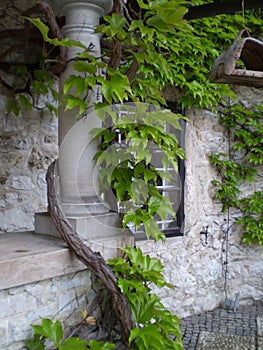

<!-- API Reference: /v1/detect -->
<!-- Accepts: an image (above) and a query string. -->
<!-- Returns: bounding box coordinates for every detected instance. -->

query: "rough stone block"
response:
[11,176,35,191]
[0,319,9,347]
[0,209,33,232]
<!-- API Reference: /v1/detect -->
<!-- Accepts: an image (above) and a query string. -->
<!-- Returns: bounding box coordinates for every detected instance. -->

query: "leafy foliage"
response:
[210,104,263,245]
[92,103,185,241]
[96,0,230,108]
[108,247,182,349]
[16,1,263,349]
[192,3,263,246]
[26,318,115,350]
[6,64,58,117]
[7,2,263,116]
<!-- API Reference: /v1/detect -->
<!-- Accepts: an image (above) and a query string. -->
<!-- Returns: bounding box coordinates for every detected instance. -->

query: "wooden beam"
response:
[185,0,263,20]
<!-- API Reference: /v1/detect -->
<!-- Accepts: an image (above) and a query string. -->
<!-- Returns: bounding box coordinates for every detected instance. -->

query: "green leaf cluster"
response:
[108,247,182,349]
[95,0,242,108]
[18,2,263,115]
[26,318,115,350]
[210,103,263,245]
[6,64,58,117]
[9,2,263,115]
[93,104,184,241]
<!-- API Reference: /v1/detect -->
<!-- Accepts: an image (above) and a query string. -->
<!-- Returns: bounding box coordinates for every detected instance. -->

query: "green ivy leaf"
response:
[25,334,45,350]
[73,61,97,74]
[157,197,176,221]
[60,338,88,350]
[25,17,86,48]
[148,196,162,215]
[104,13,127,37]
[19,94,32,110]
[123,210,142,229]
[147,15,170,32]
[130,324,164,349]
[63,75,85,96]
[156,1,188,25]
[32,319,63,346]
[100,72,132,103]
[46,103,58,116]
[86,340,116,349]
[130,293,158,324]
[61,95,86,116]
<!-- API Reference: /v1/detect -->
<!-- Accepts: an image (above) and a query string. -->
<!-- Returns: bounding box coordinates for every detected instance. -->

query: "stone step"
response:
[35,212,129,239]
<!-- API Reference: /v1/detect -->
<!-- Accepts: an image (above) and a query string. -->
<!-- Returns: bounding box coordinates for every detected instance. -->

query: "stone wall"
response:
[0,87,58,233]
[138,86,263,318]
[0,270,92,350]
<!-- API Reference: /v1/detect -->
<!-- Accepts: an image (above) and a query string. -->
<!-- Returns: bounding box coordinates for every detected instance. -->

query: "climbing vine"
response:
[187,2,263,246]
[210,103,263,246]
[1,0,263,348]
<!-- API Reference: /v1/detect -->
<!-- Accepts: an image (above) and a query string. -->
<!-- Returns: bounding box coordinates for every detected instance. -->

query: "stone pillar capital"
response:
[46,0,113,31]
[48,0,113,15]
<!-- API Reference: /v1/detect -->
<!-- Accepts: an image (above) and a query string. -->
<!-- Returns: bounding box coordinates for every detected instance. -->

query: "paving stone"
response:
[257,317,263,350]
[257,317,263,336]
[196,332,256,350]
[181,305,263,349]
[258,337,263,350]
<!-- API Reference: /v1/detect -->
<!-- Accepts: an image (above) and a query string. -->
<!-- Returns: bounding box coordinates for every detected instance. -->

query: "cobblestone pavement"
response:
[180,303,263,349]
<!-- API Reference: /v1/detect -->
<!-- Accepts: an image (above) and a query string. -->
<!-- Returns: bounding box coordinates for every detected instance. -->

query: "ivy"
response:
[26,318,115,350]
[92,104,185,242]
[12,1,263,348]
[108,247,182,349]
[24,3,187,349]
[210,104,263,245]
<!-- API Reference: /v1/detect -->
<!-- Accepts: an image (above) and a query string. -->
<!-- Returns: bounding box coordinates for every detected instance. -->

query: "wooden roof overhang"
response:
[210,29,263,87]
[185,0,263,20]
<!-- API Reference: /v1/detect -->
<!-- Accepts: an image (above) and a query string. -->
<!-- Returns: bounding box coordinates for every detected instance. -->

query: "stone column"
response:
[50,0,111,216]
[36,0,134,256]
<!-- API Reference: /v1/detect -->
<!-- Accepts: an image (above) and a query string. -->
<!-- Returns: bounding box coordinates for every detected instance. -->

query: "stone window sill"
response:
[0,232,86,290]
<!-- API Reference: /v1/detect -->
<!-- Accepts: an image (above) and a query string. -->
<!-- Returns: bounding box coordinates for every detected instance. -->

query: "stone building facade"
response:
[0,1,263,349]
[1,82,263,349]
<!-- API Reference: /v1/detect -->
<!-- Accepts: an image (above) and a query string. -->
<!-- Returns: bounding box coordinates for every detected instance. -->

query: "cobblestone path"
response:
[180,304,263,349]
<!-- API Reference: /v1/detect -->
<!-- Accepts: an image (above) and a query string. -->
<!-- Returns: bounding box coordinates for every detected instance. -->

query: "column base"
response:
[35,212,134,259]
[61,200,110,216]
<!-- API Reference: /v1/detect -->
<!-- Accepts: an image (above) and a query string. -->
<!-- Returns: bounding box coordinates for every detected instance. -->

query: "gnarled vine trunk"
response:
[46,160,134,346]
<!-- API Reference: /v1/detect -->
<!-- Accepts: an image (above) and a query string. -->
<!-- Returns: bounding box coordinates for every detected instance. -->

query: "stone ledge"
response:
[0,229,134,291]
[0,232,86,290]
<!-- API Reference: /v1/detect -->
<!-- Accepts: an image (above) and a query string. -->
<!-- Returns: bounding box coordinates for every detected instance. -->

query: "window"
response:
[103,102,185,240]
[130,102,185,240]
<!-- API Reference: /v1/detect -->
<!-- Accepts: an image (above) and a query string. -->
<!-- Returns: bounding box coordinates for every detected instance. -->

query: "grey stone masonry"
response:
[0,95,58,233]
[0,232,91,350]
[181,303,263,350]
